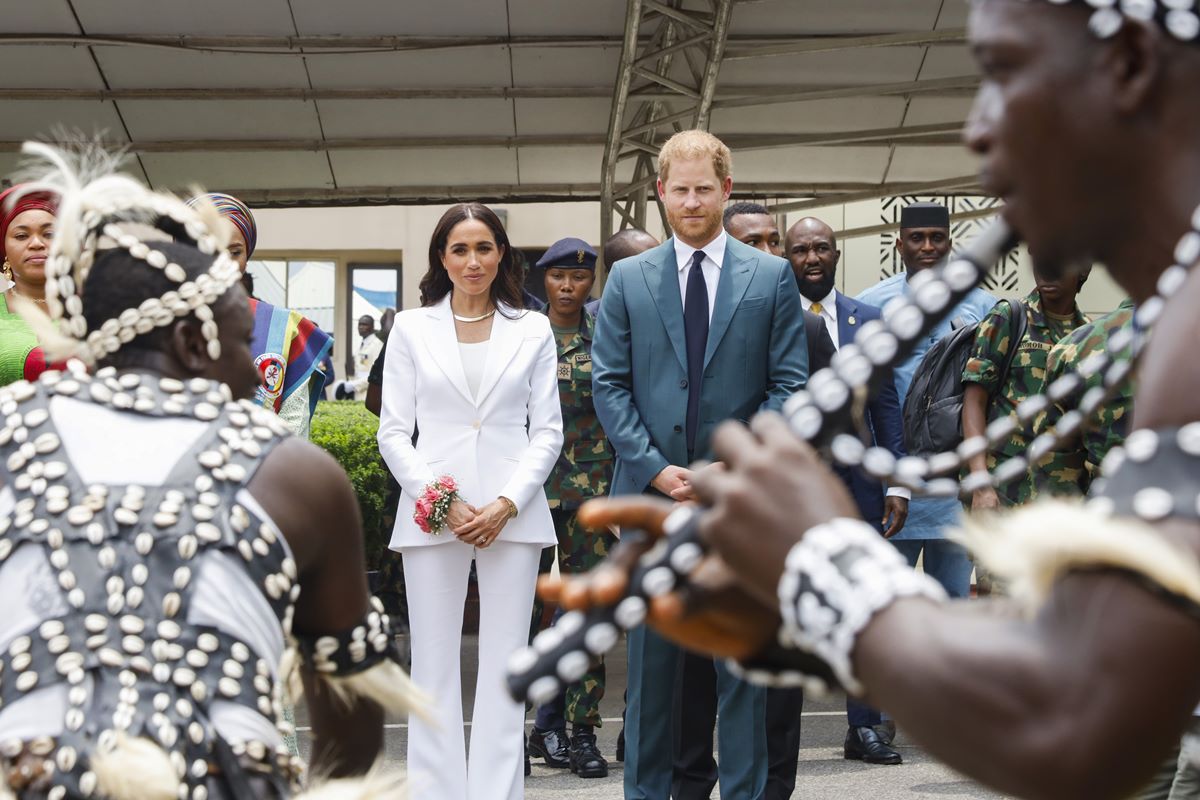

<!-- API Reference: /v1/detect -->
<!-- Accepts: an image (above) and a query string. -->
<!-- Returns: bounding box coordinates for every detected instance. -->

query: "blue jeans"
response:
[892,539,973,599]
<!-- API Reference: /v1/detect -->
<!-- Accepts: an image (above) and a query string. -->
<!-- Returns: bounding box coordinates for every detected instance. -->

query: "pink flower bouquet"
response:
[414,474,460,535]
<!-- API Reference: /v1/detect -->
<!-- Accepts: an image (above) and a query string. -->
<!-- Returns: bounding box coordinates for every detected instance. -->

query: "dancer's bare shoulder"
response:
[248,436,363,573]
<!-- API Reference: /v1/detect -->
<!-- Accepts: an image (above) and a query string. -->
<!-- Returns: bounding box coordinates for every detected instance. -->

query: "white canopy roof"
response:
[0,0,980,208]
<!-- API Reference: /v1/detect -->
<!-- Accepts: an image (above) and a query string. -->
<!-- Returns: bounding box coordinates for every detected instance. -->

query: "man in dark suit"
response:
[720,203,836,800]
[784,215,909,770]
[725,203,836,376]
[593,130,808,800]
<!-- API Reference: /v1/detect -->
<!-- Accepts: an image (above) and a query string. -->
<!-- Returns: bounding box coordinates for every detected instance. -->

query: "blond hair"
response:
[657,129,732,184]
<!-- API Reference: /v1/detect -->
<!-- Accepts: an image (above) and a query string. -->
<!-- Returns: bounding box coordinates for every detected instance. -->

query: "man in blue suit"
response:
[723,205,838,800]
[592,130,808,800]
[784,216,910,769]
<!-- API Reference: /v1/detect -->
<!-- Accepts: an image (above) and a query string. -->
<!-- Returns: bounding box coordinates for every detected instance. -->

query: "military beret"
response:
[536,237,598,271]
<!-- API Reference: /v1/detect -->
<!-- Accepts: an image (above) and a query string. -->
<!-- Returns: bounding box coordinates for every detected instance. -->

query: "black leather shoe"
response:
[524,750,531,777]
[528,726,570,769]
[569,728,609,778]
[874,719,897,745]
[844,726,902,765]
[615,727,625,762]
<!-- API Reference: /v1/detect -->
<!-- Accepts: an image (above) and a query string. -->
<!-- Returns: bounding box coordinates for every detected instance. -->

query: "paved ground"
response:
[296,634,1009,799]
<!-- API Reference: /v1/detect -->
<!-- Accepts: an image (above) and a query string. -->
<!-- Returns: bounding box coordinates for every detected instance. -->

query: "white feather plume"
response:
[956,501,1200,613]
[296,766,407,800]
[89,733,178,800]
[15,140,143,272]
[315,660,433,724]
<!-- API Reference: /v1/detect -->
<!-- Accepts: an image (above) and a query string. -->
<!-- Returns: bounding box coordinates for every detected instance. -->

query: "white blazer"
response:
[378,296,563,550]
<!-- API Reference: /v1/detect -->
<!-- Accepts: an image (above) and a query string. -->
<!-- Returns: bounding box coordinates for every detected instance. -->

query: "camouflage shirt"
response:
[541,308,614,510]
[962,289,1089,505]
[1033,298,1136,496]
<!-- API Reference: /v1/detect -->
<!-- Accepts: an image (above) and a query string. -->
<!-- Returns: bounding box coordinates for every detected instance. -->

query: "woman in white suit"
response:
[378,202,563,800]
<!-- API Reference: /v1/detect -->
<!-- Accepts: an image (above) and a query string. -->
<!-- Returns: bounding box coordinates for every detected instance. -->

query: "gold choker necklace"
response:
[454,309,495,323]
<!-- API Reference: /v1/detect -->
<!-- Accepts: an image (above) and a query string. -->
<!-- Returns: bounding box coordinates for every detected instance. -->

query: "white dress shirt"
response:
[801,289,910,501]
[673,229,726,324]
[800,287,839,349]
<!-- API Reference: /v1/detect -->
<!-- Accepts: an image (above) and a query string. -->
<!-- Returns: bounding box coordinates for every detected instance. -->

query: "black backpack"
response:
[901,299,1028,456]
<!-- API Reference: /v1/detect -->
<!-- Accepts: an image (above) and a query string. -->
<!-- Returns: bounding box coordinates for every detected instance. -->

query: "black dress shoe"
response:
[528,726,571,769]
[525,750,531,777]
[615,727,625,762]
[874,719,897,745]
[569,728,609,778]
[844,726,902,765]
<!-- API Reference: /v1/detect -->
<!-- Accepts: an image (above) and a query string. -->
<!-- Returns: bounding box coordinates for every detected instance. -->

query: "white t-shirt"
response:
[459,340,490,400]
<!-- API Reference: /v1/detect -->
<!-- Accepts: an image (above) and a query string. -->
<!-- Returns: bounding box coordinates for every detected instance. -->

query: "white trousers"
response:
[402,540,542,800]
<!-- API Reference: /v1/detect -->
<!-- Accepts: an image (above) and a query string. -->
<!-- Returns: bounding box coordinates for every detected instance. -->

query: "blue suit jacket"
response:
[833,292,906,526]
[593,237,809,495]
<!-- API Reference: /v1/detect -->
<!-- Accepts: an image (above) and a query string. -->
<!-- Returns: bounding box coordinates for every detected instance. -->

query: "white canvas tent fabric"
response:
[0,0,979,209]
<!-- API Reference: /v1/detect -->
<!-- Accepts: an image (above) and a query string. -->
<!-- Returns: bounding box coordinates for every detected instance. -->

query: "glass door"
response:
[346,263,401,377]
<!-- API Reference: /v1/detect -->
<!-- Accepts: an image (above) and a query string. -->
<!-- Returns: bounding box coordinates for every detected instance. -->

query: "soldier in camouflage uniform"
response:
[526,238,616,779]
[962,269,1088,594]
[962,269,1090,509]
[1032,298,1136,496]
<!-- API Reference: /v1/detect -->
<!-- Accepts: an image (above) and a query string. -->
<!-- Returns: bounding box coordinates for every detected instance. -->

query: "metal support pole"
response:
[598,0,735,285]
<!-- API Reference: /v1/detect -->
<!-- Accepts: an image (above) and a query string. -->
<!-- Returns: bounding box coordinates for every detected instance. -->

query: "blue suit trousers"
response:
[625,624,766,799]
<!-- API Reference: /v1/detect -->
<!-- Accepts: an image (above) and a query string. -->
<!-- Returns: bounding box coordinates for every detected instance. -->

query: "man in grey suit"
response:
[592,130,808,800]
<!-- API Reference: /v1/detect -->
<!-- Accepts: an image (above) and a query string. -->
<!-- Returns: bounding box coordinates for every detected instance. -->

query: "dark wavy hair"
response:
[419,203,526,314]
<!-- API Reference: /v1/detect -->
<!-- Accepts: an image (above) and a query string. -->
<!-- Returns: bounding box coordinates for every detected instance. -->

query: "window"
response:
[245,259,336,332]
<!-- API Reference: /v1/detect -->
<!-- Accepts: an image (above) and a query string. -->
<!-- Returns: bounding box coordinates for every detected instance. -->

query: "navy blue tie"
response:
[683,249,709,457]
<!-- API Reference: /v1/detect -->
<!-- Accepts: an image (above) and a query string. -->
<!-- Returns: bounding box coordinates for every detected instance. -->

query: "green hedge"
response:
[309,401,390,569]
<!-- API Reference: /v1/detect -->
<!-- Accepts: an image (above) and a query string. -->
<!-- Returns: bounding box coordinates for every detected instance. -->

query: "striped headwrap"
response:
[1027,0,1199,43]
[188,192,257,257]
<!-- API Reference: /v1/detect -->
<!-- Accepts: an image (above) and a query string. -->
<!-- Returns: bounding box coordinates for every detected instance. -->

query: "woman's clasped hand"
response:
[449,498,513,548]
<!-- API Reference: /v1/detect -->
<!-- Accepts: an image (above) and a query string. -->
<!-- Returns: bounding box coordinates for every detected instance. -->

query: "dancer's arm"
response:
[251,438,385,775]
[566,480,1200,800]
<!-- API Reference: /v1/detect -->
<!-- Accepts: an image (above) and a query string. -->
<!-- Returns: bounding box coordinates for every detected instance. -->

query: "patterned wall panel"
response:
[878,194,1022,293]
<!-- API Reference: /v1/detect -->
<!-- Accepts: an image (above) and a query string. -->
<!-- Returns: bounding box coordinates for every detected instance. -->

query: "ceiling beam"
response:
[0,125,966,154]
[712,75,979,110]
[0,77,979,103]
[0,31,966,54]
[768,175,982,214]
[192,180,986,208]
[727,122,964,151]
[723,28,966,60]
[0,87,619,101]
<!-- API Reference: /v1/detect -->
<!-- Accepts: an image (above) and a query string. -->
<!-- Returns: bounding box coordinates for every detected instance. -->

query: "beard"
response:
[796,270,835,302]
[666,204,723,246]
